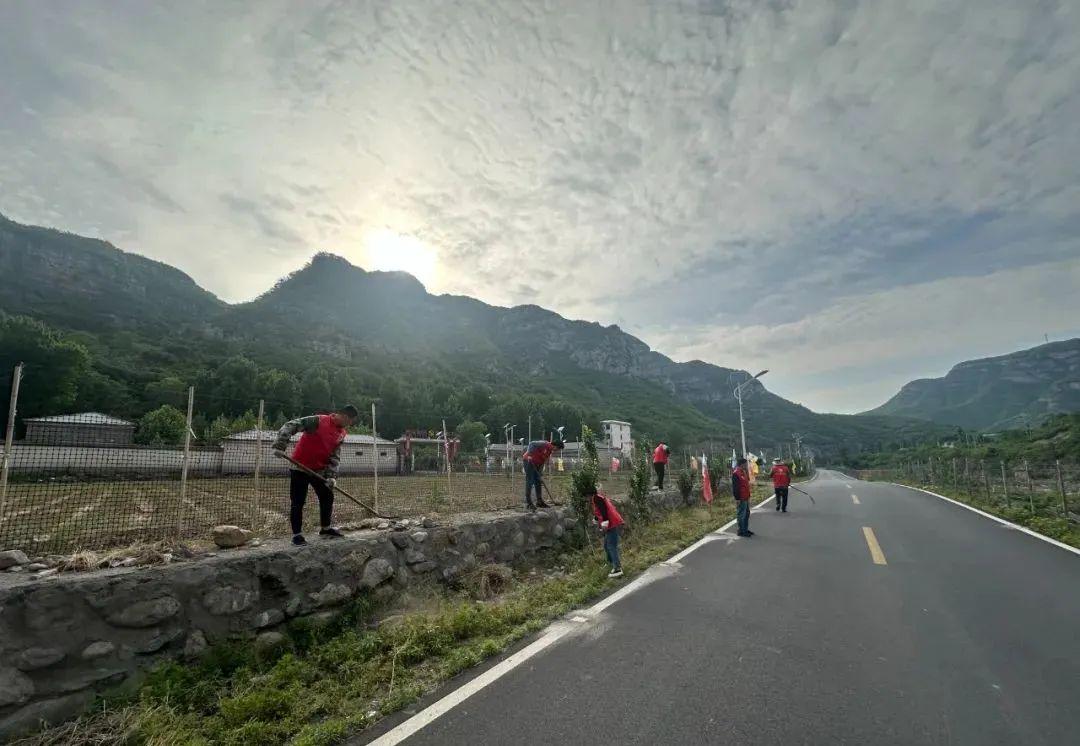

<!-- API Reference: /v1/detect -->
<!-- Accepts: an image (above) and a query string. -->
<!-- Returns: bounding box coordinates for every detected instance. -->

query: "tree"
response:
[456,420,488,453]
[210,356,259,415]
[136,405,188,445]
[255,368,301,414]
[144,376,188,409]
[0,315,90,424]
[301,368,332,411]
[569,425,600,541]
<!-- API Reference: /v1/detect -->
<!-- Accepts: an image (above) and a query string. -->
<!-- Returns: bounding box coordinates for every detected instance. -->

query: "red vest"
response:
[291,415,346,472]
[770,464,792,487]
[732,467,751,500]
[592,493,625,530]
[653,445,669,464]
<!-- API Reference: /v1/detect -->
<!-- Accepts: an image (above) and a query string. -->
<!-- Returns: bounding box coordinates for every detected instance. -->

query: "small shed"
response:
[23,412,136,446]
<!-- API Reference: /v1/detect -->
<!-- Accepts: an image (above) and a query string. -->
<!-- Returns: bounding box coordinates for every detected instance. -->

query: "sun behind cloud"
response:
[361,228,438,289]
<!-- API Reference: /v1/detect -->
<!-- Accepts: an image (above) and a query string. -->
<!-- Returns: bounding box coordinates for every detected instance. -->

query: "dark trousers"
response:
[524,462,543,506]
[603,527,622,570]
[775,487,789,511]
[289,469,334,535]
[736,499,750,534]
[653,462,666,490]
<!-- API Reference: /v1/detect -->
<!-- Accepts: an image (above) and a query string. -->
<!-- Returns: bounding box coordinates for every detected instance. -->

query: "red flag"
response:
[701,455,714,504]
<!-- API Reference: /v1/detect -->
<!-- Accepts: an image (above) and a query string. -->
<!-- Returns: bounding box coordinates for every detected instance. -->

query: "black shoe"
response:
[320,527,345,538]
[782,509,788,513]
[526,503,537,512]
[292,534,307,546]
[737,531,750,537]
[536,499,550,509]
[747,530,755,536]
[775,505,780,511]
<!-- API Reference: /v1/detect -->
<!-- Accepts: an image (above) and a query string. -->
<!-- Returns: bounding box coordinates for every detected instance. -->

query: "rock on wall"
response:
[0,508,583,739]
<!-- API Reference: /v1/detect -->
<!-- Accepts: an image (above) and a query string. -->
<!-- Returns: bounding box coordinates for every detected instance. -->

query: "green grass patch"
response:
[18,501,741,746]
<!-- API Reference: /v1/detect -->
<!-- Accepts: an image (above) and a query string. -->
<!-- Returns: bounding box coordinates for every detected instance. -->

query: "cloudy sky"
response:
[3,0,1079,413]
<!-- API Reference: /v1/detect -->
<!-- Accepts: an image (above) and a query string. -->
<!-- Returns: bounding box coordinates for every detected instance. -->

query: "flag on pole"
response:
[701,454,713,504]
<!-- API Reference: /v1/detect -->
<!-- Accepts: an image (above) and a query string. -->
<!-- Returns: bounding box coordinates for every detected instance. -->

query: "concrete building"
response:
[601,420,633,455]
[23,413,135,446]
[223,430,400,475]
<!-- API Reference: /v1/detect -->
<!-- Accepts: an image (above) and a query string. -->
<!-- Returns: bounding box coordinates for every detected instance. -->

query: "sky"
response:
[2,0,1079,413]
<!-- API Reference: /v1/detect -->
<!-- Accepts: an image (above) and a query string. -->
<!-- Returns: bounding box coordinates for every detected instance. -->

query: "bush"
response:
[676,468,696,505]
[136,404,188,445]
[569,425,600,537]
[627,440,654,522]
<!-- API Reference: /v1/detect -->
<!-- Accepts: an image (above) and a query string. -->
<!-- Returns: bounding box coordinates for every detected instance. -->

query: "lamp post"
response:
[734,369,769,463]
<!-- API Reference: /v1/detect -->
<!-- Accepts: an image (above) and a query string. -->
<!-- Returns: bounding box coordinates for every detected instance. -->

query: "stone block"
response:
[183,631,208,660]
[410,531,428,544]
[359,558,394,589]
[390,534,410,550]
[203,586,258,615]
[310,583,352,607]
[14,647,65,671]
[404,549,428,566]
[0,667,34,707]
[251,608,285,629]
[80,642,115,661]
[0,550,29,570]
[106,596,181,628]
[212,525,252,548]
[0,690,93,741]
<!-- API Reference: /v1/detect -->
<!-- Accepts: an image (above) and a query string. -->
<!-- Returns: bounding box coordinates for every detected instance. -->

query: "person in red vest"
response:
[588,486,625,577]
[770,457,793,513]
[652,442,671,490]
[273,404,359,545]
[732,457,754,537]
[522,437,565,511]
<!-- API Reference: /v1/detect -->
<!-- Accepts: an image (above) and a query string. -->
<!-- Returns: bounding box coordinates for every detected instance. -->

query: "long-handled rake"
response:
[789,484,816,505]
[281,454,399,519]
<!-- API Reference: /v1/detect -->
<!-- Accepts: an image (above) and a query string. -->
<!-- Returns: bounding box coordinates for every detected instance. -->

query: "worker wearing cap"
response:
[770,457,792,512]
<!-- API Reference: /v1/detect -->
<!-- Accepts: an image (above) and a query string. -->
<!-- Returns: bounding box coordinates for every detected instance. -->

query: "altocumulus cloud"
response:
[0,0,1078,411]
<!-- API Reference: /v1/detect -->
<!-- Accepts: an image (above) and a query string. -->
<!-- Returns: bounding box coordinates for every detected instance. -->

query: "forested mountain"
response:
[868,339,1080,430]
[0,214,945,454]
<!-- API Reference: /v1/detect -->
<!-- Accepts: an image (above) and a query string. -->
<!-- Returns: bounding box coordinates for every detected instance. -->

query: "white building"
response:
[601,420,633,455]
[223,430,400,475]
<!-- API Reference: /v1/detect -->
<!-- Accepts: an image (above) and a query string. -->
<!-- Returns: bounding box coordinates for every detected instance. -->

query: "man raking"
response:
[273,404,359,545]
[770,457,792,513]
[522,435,565,511]
[653,442,671,491]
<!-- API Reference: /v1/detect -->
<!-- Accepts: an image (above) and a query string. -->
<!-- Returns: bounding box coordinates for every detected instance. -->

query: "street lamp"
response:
[734,369,769,464]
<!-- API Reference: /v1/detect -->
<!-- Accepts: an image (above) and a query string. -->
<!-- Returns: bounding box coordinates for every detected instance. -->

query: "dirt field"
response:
[0,471,633,555]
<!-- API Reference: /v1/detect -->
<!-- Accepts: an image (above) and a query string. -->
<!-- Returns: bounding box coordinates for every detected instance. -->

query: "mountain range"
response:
[867,338,1080,431]
[0,213,1003,456]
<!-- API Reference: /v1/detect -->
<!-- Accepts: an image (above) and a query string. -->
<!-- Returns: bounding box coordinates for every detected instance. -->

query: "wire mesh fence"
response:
[0,368,639,555]
[856,457,1079,523]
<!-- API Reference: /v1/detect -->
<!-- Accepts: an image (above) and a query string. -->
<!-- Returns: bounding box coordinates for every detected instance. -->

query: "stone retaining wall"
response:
[0,506,590,739]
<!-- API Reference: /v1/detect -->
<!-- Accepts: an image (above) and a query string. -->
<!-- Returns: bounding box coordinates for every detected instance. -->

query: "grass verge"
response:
[895,481,1080,550]
[18,500,742,746]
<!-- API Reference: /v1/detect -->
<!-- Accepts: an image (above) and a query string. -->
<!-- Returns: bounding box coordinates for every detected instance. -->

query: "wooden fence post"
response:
[252,398,265,531]
[179,386,195,533]
[1056,460,1070,517]
[1000,461,1009,509]
[1024,459,1035,515]
[0,362,23,514]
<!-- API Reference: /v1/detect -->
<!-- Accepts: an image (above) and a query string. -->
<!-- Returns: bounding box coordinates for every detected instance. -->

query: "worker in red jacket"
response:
[732,457,754,537]
[770,458,793,512]
[652,442,671,490]
[273,404,359,545]
[588,486,625,578]
[522,438,565,511]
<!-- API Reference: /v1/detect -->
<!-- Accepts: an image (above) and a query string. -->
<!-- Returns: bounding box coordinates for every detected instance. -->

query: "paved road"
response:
[362,471,1080,745]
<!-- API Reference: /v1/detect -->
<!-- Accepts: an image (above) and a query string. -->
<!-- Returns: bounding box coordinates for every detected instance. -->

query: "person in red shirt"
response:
[732,457,753,537]
[652,442,671,490]
[770,458,793,513]
[588,486,625,577]
[273,404,359,545]
[522,438,565,511]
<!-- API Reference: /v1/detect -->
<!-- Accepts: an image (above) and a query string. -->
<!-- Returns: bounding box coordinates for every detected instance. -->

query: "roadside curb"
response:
[892,483,1080,558]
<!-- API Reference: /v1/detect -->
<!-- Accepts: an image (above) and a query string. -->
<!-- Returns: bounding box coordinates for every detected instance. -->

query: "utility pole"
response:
[734,369,769,462]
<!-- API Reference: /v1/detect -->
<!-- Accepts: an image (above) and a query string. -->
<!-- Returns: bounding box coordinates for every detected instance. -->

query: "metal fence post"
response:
[1024,458,1035,515]
[0,362,23,513]
[1000,460,1009,509]
[252,398,265,530]
[951,458,957,490]
[981,460,991,502]
[371,402,379,515]
[442,418,452,512]
[179,386,195,532]
[1056,460,1070,517]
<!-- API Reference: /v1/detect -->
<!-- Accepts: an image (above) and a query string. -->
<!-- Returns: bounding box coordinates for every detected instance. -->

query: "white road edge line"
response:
[894,483,1080,558]
[366,493,775,745]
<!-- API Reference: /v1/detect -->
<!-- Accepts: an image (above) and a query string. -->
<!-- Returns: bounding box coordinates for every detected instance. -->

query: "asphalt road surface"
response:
[361,470,1080,745]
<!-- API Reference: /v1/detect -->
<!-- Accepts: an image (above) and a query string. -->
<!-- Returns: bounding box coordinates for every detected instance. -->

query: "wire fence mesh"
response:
[0,371,644,555]
[855,457,1079,523]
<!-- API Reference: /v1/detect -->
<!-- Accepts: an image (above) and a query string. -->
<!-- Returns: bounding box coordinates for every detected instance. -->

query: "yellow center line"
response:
[851,494,860,504]
[862,526,887,565]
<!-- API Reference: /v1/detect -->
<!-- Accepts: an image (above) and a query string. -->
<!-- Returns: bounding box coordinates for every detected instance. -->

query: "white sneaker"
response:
[608,569,623,578]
